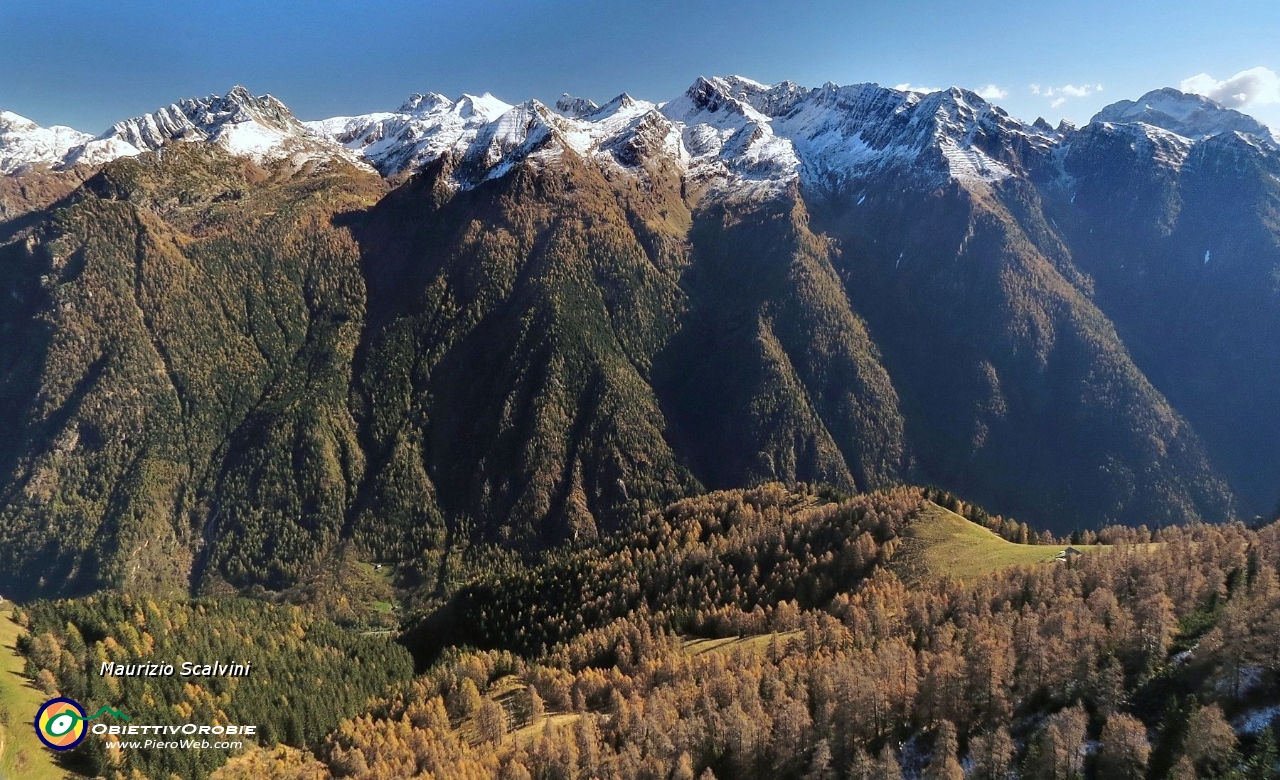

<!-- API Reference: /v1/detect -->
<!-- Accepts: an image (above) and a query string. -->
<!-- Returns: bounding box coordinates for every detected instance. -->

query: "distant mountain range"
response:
[5,77,1278,181]
[1,76,1277,598]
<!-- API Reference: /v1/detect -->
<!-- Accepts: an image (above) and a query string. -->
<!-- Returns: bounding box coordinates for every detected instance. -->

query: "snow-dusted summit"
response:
[554,95,600,119]
[655,76,1062,194]
[2,86,362,175]
[0,111,137,174]
[103,86,360,167]
[1091,88,1276,143]
[303,92,517,177]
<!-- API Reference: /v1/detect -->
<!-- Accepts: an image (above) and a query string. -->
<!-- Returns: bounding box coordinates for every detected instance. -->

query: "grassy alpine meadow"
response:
[889,501,1094,583]
[0,604,75,780]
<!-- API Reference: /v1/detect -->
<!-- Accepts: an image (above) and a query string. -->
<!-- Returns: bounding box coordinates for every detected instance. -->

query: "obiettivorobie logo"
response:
[34,696,258,752]
[34,697,131,751]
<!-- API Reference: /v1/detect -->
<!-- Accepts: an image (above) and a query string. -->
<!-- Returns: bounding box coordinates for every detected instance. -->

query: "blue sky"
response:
[3,0,1279,132]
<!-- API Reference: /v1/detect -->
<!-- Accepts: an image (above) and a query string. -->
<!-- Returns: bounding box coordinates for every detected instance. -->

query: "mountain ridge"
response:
[5,78,1274,185]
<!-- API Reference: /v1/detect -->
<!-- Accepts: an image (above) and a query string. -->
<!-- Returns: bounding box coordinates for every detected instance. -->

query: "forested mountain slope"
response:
[2,78,1278,599]
[18,485,1280,780]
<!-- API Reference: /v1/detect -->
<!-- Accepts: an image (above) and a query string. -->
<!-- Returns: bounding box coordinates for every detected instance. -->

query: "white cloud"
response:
[976,84,1008,100]
[894,83,941,94]
[1031,82,1104,111]
[1180,66,1280,109]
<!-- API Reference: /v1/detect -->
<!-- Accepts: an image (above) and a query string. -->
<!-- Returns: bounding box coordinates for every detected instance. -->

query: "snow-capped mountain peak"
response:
[1091,88,1275,142]
[102,85,358,167]
[672,75,811,119]
[398,93,452,114]
[555,94,600,119]
[1,110,95,174]
[303,90,518,178]
[454,93,514,121]
[664,76,772,124]
[1,111,45,133]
